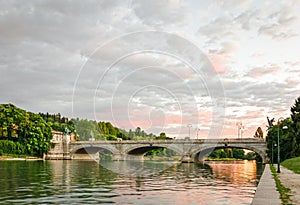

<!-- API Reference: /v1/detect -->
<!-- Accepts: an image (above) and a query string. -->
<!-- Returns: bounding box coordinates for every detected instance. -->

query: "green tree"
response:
[0,104,52,157]
[75,119,98,141]
[290,96,300,156]
[232,148,245,159]
[135,127,141,137]
[254,127,263,139]
[266,118,293,162]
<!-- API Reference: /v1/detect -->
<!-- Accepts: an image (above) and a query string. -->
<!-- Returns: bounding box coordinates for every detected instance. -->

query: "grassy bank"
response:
[281,157,300,174]
[270,164,291,204]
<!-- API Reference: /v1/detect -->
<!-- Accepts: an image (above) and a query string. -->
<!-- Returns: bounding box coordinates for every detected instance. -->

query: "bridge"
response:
[46,138,268,163]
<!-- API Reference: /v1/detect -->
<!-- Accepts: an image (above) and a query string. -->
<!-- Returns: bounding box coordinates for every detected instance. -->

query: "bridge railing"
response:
[70,138,265,144]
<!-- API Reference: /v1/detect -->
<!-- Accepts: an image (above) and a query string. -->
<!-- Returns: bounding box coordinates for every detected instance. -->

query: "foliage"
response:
[0,140,26,155]
[254,127,264,138]
[270,164,292,205]
[39,112,77,137]
[73,119,162,141]
[266,96,300,163]
[290,96,300,156]
[0,104,53,157]
[281,157,300,174]
[208,148,247,160]
[144,147,178,158]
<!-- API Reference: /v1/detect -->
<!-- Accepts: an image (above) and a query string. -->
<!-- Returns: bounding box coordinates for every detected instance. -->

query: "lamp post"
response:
[195,128,200,140]
[277,117,288,173]
[267,126,274,165]
[236,121,244,139]
[187,124,192,139]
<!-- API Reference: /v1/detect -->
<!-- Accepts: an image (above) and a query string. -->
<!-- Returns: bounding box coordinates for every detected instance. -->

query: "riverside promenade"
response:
[251,164,281,205]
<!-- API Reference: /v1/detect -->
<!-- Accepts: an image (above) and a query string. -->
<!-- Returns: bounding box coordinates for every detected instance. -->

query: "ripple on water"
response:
[0,160,263,205]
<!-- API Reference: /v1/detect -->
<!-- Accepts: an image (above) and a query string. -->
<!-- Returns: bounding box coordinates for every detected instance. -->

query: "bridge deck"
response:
[70,138,265,144]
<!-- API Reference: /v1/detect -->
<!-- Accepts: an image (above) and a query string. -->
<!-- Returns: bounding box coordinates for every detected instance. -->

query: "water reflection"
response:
[0,160,263,205]
[206,160,263,185]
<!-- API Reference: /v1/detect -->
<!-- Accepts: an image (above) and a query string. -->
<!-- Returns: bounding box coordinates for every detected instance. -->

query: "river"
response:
[0,160,263,205]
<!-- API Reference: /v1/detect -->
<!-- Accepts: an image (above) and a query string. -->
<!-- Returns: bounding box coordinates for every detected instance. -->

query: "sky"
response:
[1,0,300,139]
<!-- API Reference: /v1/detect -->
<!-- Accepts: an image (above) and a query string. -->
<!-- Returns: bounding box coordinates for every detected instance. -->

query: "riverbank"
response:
[0,155,44,161]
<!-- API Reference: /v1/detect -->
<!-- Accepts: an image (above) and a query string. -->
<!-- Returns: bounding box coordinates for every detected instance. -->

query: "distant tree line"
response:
[266,96,300,162]
[73,119,172,141]
[208,148,259,160]
[39,112,77,135]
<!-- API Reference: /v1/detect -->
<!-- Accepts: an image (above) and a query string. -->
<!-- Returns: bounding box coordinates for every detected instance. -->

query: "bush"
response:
[0,140,26,155]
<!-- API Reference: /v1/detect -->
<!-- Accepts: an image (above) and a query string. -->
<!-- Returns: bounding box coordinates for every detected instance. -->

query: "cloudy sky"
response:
[1,0,300,138]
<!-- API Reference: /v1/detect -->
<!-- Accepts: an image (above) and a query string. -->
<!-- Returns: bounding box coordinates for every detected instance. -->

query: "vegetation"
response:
[73,119,171,141]
[145,148,179,160]
[0,104,52,157]
[39,112,78,139]
[254,127,264,138]
[266,96,300,163]
[270,164,292,205]
[207,148,260,161]
[0,103,175,158]
[281,157,300,174]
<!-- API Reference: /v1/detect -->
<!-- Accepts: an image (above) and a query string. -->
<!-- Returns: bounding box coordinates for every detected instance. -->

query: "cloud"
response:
[131,0,188,27]
[1,0,300,138]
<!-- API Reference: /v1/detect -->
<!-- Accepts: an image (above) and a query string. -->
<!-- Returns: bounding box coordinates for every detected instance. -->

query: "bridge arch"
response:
[125,144,183,158]
[69,144,119,160]
[191,145,267,164]
[70,144,118,155]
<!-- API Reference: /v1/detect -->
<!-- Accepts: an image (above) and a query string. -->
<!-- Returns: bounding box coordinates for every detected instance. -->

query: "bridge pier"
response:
[72,153,99,160]
[124,154,144,161]
[181,153,194,163]
[112,154,125,161]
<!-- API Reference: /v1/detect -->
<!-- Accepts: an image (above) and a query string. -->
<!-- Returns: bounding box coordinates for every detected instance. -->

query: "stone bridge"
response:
[46,138,268,163]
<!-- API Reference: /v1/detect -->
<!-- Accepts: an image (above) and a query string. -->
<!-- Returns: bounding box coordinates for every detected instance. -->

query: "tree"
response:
[290,96,300,156]
[0,104,53,157]
[135,127,141,137]
[266,117,294,162]
[158,132,167,139]
[232,148,245,159]
[254,127,263,139]
[75,119,98,141]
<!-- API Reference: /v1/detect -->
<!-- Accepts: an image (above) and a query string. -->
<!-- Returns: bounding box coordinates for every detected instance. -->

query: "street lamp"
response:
[195,128,200,140]
[267,126,274,165]
[277,117,288,173]
[236,121,244,139]
[187,124,192,139]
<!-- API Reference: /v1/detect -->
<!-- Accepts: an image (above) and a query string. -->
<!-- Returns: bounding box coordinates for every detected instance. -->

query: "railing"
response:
[70,138,265,144]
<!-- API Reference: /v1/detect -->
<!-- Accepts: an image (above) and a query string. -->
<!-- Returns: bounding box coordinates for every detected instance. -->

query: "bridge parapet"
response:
[46,138,268,163]
[69,138,265,145]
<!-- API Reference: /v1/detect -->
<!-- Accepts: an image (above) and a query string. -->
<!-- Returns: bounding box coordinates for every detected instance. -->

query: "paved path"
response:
[251,164,281,205]
[278,166,300,204]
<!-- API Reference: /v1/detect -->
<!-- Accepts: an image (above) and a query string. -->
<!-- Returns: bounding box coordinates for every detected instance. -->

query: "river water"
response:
[0,160,263,205]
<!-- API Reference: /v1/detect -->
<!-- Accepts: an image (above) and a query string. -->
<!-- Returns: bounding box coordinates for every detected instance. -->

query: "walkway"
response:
[251,164,281,205]
[278,166,300,204]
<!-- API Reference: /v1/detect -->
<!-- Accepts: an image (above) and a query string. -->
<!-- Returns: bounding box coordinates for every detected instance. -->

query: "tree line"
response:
[73,119,171,141]
[266,96,300,162]
[208,148,259,161]
[0,103,172,157]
